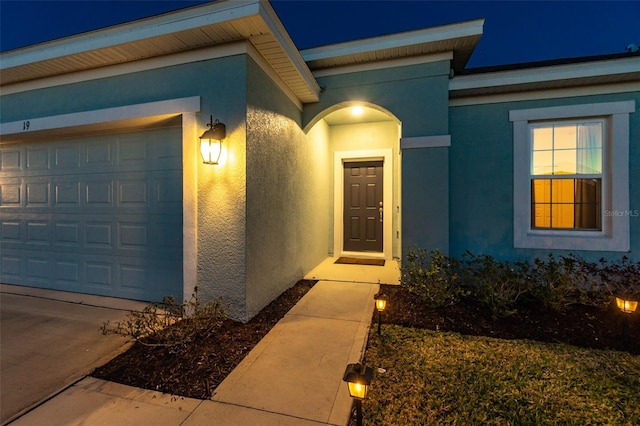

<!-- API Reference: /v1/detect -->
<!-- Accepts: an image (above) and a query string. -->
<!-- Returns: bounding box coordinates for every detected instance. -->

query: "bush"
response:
[597,256,640,300]
[101,288,227,348]
[400,248,464,308]
[401,248,640,317]
[459,251,531,319]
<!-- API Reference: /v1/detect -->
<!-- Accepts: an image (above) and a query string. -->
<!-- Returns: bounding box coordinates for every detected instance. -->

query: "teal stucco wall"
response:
[245,57,330,320]
[449,92,640,263]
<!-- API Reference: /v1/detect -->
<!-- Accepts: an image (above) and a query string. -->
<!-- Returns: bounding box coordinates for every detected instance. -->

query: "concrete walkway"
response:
[8,258,400,425]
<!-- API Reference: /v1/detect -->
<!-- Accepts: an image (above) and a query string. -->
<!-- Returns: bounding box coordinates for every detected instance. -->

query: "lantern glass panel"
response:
[616,297,638,314]
[347,381,368,400]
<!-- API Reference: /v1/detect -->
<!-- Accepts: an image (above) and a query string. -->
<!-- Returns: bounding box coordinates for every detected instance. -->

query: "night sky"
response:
[1,1,638,68]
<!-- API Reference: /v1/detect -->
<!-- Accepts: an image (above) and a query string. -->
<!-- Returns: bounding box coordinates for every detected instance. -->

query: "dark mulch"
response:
[91,279,317,399]
[377,284,640,355]
[94,279,639,402]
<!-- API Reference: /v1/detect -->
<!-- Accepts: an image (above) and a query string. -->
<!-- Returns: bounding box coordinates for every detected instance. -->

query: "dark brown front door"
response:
[343,161,383,252]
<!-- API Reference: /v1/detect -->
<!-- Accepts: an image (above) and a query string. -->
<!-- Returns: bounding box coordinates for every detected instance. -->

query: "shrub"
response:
[528,254,584,310]
[101,288,227,348]
[401,248,640,317]
[459,251,531,318]
[400,248,464,308]
[597,256,640,300]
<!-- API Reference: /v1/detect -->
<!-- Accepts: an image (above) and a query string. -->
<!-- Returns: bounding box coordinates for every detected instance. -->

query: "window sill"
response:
[515,229,629,252]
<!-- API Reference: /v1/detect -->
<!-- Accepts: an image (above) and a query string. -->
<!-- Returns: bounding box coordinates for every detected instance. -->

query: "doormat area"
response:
[335,257,385,266]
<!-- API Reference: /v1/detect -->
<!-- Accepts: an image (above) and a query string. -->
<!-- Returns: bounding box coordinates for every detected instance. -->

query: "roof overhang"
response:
[449,55,640,100]
[0,0,321,103]
[300,19,484,74]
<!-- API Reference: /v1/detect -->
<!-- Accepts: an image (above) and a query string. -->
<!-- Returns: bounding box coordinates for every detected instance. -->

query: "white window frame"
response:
[510,101,634,252]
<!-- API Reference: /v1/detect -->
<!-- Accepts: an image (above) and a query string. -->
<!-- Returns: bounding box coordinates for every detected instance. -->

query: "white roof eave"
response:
[449,56,640,93]
[0,0,321,103]
[302,19,484,61]
[1,0,261,69]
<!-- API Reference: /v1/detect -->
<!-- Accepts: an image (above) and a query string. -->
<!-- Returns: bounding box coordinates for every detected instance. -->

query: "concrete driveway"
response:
[0,285,147,425]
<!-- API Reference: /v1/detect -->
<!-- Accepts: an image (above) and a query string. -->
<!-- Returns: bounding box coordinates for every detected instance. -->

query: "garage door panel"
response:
[0,127,183,302]
[0,148,22,171]
[54,144,81,169]
[54,181,81,206]
[26,181,51,207]
[26,146,50,171]
[1,179,22,205]
[54,221,81,246]
[26,255,52,282]
[1,255,21,278]
[118,179,147,206]
[86,261,113,288]
[86,141,113,167]
[26,221,50,245]
[55,259,81,284]
[1,220,21,242]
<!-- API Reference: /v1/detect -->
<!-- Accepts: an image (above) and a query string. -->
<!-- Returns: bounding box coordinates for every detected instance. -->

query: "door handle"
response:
[379,201,383,223]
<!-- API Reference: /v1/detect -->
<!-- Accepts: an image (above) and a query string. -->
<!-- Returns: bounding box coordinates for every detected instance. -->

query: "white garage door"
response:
[0,126,183,302]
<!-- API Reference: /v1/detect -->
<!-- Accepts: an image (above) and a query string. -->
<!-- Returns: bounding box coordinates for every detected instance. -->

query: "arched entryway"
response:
[306,102,401,260]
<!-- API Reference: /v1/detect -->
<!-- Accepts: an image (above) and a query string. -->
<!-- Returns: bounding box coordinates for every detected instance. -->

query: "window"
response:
[530,121,603,230]
[510,101,634,252]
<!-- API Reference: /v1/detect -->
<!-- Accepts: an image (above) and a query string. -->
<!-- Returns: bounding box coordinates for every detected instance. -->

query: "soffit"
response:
[0,0,320,103]
[301,19,484,74]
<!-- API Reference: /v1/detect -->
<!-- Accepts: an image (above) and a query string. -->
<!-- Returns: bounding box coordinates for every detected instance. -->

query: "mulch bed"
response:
[377,284,640,355]
[93,279,638,402]
[91,279,317,399]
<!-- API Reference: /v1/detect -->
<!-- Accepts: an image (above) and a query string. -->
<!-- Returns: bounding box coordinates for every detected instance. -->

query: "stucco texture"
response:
[449,92,640,263]
[244,58,330,320]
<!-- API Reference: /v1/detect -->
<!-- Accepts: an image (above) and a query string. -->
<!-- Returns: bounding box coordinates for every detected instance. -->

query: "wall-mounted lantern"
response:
[374,293,387,335]
[343,362,374,426]
[200,115,226,165]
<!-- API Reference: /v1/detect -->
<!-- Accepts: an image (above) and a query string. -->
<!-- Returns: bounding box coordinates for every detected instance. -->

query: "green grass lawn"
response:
[362,325,640,425]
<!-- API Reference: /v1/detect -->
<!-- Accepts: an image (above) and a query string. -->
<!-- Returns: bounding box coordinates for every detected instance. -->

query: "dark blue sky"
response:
[1,1,638,68]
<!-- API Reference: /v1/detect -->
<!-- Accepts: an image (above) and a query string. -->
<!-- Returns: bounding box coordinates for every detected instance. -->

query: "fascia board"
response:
[450,56,640,91]
[0,0,261,70]
[300,19,484,62]
[257,0,321,97]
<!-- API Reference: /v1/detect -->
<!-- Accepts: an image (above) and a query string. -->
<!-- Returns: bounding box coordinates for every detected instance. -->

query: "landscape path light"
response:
[373,293,387,335]
[615,297,638,314]
[615,296,638,340]
[343,362,373,426]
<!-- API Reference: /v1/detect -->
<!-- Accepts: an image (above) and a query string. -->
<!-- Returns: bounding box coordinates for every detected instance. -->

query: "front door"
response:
[343,161,383,252]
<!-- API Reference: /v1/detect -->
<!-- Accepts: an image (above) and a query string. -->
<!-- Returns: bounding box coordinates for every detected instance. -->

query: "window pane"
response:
[554,125,577,149]
[553,149,577,174]
[552,203,574,228]
[576,123,602,174]
[532,179,551,203]
[552,179,574,203]
[531,178,601,230]
[575,179,601,229]
[532,151,553,175]
[532,203,551,228]
[532,127,553,150]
